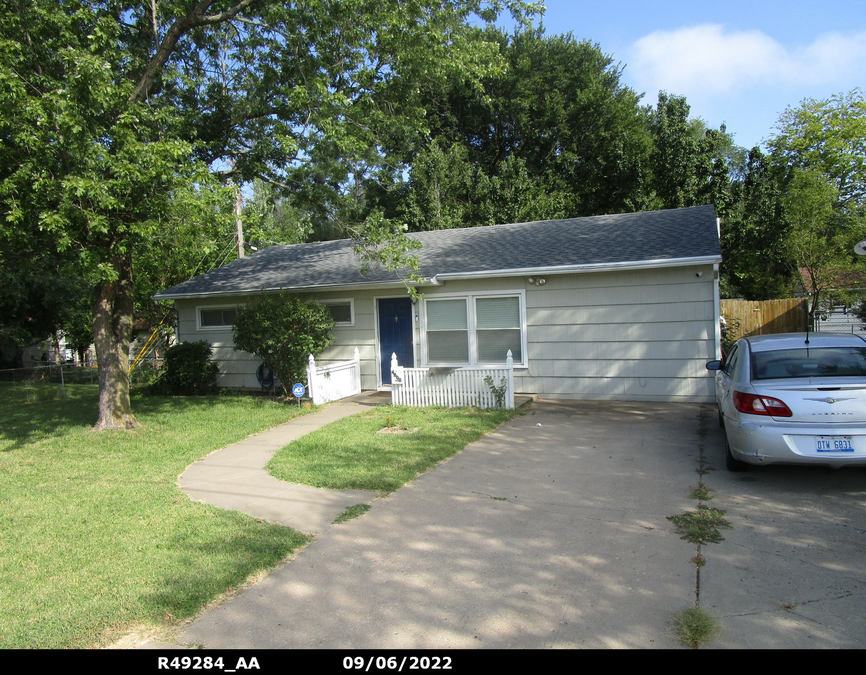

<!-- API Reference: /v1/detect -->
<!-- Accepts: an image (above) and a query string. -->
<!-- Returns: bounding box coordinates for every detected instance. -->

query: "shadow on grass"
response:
[138,514,312,624]
[0,387,281,451]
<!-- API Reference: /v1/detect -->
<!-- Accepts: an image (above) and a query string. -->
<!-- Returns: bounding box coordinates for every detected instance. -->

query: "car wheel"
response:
[725,435,748,472]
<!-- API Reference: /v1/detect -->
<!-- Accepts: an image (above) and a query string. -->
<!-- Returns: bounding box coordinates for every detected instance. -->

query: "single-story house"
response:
[154,204,723,402]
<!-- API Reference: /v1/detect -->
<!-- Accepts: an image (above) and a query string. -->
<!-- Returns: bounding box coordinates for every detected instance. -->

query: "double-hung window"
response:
[424,293,524,366]
[475,296,522,363]
[426,298,470,363]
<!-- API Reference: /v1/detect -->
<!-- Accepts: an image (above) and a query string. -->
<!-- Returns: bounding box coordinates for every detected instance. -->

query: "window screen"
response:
[200,308,236,327]
[325,302,352,324]
[426,299,469,363]
[476,297,522,362]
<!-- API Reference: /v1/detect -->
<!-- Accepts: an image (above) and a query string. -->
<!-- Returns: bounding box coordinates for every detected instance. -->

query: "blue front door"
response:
[378,298,414,385]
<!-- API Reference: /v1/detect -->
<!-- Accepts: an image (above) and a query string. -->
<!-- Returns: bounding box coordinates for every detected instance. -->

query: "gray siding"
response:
[517,265,716,402]
[174,263,717,402]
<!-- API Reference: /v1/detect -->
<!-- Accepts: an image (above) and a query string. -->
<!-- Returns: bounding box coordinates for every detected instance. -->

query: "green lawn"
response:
[0,384,312,649]
[267,404,521,492]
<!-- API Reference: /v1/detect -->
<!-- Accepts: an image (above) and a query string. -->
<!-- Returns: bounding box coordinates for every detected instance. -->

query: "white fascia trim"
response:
[430,255,722,282]
[152,278,442,301]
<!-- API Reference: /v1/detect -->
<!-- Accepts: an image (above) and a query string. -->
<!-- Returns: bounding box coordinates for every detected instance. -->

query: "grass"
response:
[333,504,371,524]
[0,383,313,649]
[267,404,520,492]
[672,606,720,648]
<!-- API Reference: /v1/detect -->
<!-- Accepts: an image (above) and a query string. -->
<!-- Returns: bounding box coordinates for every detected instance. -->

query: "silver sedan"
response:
[707,333,866,470]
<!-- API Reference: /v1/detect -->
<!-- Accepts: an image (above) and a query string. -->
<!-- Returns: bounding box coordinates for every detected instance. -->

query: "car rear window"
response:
[751,347,866,380]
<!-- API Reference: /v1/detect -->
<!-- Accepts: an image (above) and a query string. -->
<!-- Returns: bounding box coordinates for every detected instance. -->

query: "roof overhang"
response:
[152,278,431,302]
[429,255,722,283]
[153,255,721,301]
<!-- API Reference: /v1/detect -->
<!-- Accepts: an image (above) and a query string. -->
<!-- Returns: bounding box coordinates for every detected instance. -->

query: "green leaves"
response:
[386,29,651,229]
[667,505,731,546]
[0,0,542,423]
[768,89,866,215]
[232,293,335,396]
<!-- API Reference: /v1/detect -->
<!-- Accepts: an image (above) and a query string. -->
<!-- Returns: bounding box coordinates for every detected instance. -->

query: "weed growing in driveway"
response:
[668,505,731,545]
[672,606,720,649]
[688,483,713,501]
[669,404,729,648]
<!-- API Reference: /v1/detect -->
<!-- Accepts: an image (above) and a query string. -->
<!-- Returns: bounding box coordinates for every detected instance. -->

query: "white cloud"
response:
[628,24,866,98]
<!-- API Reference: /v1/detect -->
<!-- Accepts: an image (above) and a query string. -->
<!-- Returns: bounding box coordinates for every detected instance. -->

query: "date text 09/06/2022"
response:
[156,655,454,673]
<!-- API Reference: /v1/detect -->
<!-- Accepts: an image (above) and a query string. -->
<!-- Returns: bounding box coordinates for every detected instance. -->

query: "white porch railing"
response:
[390,351,514,409]
[307,348,362,405]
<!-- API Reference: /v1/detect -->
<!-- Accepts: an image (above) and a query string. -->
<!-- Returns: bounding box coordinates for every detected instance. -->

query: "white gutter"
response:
[153,277,441,301]
[429,255,722,283]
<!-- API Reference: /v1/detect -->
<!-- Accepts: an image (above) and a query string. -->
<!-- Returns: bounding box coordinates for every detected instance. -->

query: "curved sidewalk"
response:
[178,392,386,533]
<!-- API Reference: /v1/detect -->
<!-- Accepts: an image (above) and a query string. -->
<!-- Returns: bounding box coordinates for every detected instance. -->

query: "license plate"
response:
[816,436,854,452]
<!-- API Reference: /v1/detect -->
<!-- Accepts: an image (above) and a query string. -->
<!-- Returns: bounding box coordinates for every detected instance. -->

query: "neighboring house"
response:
[155,205,723,402]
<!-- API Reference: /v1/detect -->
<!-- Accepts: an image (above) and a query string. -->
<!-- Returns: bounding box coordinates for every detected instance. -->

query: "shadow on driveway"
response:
[181,400,704,649]
[177,400,866,649]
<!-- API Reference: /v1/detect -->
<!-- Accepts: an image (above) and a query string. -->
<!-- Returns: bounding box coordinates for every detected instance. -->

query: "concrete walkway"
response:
[178,391,387,533]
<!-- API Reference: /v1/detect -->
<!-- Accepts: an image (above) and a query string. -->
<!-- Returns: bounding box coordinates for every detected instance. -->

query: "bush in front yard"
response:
[152,340,219,395]
[232,293,334,396]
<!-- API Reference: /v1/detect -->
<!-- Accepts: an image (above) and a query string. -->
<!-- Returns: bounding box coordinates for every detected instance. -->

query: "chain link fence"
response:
[812,306,866,337]
[0,358,164,394]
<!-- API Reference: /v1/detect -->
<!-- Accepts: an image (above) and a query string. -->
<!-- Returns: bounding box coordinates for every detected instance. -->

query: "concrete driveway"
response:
[702,440,866,647]
[177,400,866,649]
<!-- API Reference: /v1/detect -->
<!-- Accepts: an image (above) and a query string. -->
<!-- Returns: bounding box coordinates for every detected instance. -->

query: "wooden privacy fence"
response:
[390,351,515,409]
[306,348,361,405]
[721,299,809,338]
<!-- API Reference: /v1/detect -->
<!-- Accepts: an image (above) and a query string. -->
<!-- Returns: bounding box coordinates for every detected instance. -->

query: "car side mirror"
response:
[706,360,722,371]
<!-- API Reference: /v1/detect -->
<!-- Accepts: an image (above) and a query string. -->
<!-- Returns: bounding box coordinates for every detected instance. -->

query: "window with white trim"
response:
[321,299,354,326]
[426,298,469,363]
[475,296,522,363]
[198,307,237,329]
[423,293,524,366]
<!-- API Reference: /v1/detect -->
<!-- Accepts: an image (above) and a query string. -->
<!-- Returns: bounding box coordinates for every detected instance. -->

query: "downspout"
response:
[715,218,722,359]
[713,263,721,359]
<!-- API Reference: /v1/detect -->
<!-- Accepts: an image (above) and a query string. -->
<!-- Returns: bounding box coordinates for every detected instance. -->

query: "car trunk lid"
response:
[752,380,866,423]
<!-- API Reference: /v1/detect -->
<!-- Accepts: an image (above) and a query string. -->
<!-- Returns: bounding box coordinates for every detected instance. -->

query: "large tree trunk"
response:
[92,255,139,430]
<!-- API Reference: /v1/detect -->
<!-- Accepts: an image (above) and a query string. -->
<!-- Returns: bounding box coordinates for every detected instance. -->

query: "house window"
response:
[476,296,522,363]
[322,299,354,326]
[424,293,524,366]
[199,307,237,329]
[426,298,469,363]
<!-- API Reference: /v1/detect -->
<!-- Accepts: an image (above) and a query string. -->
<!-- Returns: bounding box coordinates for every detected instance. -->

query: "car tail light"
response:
[733,391,793,417]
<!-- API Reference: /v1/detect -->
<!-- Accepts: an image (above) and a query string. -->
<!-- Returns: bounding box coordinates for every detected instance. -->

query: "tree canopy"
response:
[721,89,866,303]
[768,89,866,217]
[0,0,538,428]
[370,29,653,229]
[232,294,335,397]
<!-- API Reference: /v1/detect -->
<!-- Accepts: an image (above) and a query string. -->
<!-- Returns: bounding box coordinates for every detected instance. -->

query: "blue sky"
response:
[509,0,866,149]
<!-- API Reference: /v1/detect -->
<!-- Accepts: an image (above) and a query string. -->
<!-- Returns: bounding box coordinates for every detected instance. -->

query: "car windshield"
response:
[751,347,866,380]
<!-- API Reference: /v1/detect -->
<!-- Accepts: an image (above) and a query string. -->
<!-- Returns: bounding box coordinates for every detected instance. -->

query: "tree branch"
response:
[130,0,257,104]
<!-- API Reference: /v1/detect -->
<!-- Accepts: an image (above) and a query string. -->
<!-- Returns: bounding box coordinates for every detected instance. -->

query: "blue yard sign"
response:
[292,383,305,398]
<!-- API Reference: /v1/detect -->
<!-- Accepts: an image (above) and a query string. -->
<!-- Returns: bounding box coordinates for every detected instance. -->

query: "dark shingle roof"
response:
[155,205,721,299]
